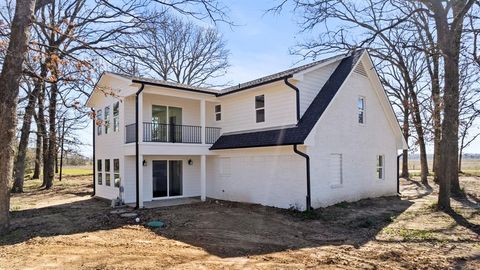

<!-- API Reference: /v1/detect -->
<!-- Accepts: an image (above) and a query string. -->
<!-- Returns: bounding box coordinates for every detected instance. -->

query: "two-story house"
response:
[86,49,406,211]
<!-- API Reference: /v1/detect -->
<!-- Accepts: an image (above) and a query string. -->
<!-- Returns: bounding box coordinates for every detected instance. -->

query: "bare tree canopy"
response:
[116,12,229,87]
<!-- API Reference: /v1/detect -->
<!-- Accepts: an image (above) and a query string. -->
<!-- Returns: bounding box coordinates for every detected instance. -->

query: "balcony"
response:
[125,123,221,144]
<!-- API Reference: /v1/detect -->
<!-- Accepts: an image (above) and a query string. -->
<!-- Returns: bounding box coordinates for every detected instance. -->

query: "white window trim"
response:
[377,155,385,180]
[255,94,265,123]
[215,104,222,122]
[104,105,110,134]
[113,102,120,133]
[358,96,366,125]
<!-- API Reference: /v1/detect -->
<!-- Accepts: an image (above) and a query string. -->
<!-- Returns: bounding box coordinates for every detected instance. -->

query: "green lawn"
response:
[60,167,93,176]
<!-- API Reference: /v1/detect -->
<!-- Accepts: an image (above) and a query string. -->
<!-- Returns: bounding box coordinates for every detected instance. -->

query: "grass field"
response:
[24,166,92,180]
[408,159,480,176]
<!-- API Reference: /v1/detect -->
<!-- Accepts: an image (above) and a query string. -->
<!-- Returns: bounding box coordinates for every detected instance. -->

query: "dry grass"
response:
[409,159,480,176]
[0,175,479,269]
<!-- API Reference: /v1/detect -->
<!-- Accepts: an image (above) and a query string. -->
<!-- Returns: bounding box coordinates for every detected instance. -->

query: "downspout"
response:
[135,83,145,209]
[92,108,96,197]
[293,145,312,211]
[397,153,403,195]
[284,77,300,121]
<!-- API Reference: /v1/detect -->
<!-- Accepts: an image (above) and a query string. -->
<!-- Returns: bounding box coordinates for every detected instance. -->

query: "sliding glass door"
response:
[152,160,183,198]
[151,105,182,142]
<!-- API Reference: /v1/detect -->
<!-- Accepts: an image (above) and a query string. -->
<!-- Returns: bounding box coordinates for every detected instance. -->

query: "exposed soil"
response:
[1,176,479,269]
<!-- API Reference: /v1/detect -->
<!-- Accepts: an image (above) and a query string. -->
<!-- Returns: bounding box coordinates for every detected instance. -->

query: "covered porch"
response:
[124,154,209,208]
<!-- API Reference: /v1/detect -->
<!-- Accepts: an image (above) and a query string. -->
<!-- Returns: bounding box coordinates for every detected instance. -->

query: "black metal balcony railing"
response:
[206,127,221,144]
[125,123,221,144]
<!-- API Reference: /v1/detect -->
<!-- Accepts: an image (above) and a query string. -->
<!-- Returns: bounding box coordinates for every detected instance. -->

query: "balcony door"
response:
[152,105,182,142]
[152,160,183,198]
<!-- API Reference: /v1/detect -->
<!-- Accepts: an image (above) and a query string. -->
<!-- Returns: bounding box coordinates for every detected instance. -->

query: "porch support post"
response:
[136,88,145,209]
[200,155,206,201]
[138,154,144,208]
[200,99,206,144]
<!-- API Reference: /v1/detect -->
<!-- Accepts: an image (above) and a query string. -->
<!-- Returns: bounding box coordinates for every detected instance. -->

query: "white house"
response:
[86,49,407,211]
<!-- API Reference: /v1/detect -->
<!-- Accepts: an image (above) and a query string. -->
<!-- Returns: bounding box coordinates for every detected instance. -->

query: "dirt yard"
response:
[1,176,479,269]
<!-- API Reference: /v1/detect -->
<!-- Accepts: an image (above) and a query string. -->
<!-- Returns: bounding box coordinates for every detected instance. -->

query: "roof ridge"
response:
[220,52,349,94]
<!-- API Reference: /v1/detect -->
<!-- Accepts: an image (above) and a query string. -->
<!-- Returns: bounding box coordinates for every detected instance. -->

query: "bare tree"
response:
[118,12,229,87]
[0,0,52,234]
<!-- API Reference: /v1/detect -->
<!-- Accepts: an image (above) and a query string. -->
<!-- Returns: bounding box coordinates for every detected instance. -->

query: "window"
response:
[255,95,265,123]
[96,110,102,136]
[97,159,102,185]
[114,159,120,188]
[104,106,110,134]
[376,155,384,180]
[329,154,343,187]
[105,159,111,186]
[215,105,221,121]
[113,102,119,132]
[358,97,365,124]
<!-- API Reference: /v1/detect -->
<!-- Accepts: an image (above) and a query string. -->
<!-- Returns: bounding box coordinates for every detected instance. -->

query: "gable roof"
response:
[218,54,345,96]
[210,49,364,150]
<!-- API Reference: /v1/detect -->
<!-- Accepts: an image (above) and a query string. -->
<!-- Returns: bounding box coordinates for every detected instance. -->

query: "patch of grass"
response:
[334,201,350,208]
[61,167,92,176]
[384,227,435,241]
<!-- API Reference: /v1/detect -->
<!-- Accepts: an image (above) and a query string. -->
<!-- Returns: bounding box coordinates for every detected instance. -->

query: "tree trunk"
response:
[38,80,49,187]
[32,128,42,179]
[431,54,441,183]
[44,81,58,189]
[458,147,463,173]
[408,86,429,185]
[0,0,38,234]
[401,101,409,178]
[11,66,46,192]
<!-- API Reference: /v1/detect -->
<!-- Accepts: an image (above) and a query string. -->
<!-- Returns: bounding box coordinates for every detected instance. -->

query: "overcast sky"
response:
[78,0,480,157]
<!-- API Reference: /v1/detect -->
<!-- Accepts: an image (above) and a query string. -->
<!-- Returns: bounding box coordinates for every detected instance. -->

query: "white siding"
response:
[306,68,398,208]
[297,61,340,116]
[218,82,297,133]
[94,93,125,201]
[206,147,307,210]
[142,94,201,125]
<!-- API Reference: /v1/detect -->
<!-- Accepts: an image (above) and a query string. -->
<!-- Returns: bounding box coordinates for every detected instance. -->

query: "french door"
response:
[152,160,183,198]
[152,105,182,142]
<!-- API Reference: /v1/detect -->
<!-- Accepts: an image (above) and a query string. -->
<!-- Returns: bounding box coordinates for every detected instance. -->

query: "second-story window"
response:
[215,105,221,121]
[104,106,110,134]
[358,97,365,124]
[255,95,265,123]
[97,109,102,136]
[113,102,119,132]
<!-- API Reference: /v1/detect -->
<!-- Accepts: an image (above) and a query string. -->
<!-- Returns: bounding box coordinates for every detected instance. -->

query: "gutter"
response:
[293,144,312,211]
[284,76,300,121]
[135,83,145,209]
[397,153,403,195]
[92,108,96,197]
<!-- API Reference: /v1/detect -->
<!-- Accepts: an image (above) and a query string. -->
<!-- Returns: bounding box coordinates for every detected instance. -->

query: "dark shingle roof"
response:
[210,50,364,150]
[219,54,345,95]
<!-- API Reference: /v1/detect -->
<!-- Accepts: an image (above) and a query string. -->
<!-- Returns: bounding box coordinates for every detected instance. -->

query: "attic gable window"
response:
[255,95,265,123]
[215,104,221,121]
[357,97,365,124]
